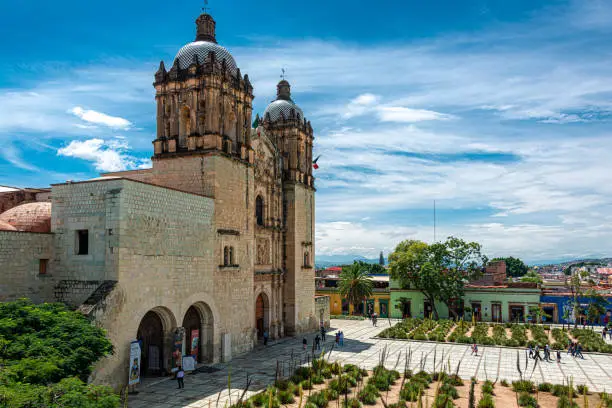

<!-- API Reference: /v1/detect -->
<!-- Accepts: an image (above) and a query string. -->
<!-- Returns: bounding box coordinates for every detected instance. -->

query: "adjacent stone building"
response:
[0,10,322,387]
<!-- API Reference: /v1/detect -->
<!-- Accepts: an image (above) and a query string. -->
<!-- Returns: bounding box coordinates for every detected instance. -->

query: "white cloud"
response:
[377,106,453,123]
[70,106,131,129]
[57,138,150,172]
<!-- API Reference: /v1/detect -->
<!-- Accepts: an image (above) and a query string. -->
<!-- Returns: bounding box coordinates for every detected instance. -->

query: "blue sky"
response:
[2,0,612,264]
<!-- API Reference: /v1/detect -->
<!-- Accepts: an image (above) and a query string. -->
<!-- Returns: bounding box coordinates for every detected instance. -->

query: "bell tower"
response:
[152,12,254,164]
[263,80,316,335]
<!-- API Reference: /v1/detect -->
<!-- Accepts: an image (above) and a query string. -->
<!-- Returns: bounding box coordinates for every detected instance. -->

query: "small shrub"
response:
[512,380,535,394]
[300,380,313,390]
[325,388,339,401]
[477,393,495,408]
[343,398,362,408]
[413,371,432,383]
[433,393,455,408]
[576,384,589,394]
[330,362,342,375]
[447,374,464,386]
[231,401,254,408]
[250,393,267,407]
[481,381,494,396]
[312,375,325,384]
[538,383,553,392]
[305,404,318,408]
[440,383,459,399]
[358,385,379,405]
[400,382,424,402]
[321,368,332,379]
[307,392,329,408]
[552,384,575,397]
[278,390,295,404]
[518,392,537,408]
[388,402,407,408]
[557,395,579,408]
[500,379,509,387]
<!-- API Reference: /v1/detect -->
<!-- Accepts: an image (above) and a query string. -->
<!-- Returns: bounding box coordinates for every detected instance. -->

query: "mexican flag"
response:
[313,155,321,170]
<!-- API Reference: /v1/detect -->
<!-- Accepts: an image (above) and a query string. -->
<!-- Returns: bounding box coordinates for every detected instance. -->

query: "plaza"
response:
[128,319,612,408]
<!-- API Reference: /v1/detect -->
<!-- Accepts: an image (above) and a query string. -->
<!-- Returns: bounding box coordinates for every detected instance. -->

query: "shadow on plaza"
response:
[128,334,377,407]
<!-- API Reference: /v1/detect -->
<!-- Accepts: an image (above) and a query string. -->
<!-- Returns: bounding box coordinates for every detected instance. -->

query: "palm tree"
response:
[339,263,374,315]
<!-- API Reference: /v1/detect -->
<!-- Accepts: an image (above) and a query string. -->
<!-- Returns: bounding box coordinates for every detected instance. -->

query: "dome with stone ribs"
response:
[0,220,17,231]
[174,41,238,74]
[0,202,51,233]
[263,80,306,124]
[172,13,238,75]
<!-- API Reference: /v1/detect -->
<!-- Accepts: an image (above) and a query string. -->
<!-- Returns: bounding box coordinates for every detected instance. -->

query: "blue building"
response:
[540,292,612,325]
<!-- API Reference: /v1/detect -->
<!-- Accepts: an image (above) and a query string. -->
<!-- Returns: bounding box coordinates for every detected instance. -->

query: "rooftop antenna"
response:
[280,68,286,80]
[202,0,210,13]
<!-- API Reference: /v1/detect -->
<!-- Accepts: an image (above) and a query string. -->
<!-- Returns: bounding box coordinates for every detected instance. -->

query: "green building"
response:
[389,261,541,322]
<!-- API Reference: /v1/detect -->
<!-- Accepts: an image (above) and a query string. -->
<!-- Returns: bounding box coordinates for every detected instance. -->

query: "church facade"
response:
[0,11,321,386]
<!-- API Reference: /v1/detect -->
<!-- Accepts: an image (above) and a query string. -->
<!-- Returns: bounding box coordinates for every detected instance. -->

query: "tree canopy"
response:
[491,256,528,277]
[389,237,487,319]
[0,299,119,407]
[520,270,543,284]
[339,262,374,315]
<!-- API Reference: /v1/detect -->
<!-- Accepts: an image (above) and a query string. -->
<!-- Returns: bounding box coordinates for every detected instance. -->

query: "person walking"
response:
[302,337,307,351]
[528,345,534,359]
[263,330,269,346]
[320,325,326,342]
[575,343,584,359]
[339,331,344,347]
[567,340,573,355]
[176,366,185,389]
[335,331,340,346]
[544,344,551,362]
[534,346,543,362]
[372,313,378,327]
[315,334,321,350]
[471,343,478,356]
[603,327,608,340]
[556,349,562,363]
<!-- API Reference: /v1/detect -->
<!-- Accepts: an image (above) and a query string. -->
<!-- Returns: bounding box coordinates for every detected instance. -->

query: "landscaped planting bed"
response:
[229,354,612,408]
[378,318,612,353]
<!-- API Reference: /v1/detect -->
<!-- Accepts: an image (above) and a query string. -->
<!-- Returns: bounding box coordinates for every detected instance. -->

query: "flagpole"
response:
[434,200,436,243]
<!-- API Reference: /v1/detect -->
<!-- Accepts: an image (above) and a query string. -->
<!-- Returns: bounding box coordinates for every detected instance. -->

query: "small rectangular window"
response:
[39,259,48,275]
[76,230,89,255]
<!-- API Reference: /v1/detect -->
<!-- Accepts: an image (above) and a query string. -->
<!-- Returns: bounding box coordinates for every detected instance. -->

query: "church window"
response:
[229,247,235,265]
[256,196,264,226]
[76,230,89,255]
[223,246,230,266]
[39,259,48,275]
[304,252,310,267]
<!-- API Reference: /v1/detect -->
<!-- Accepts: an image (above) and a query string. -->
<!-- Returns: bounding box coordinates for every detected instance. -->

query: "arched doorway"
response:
[182,302,215,363]
[137,311,164,377]
[183,306,202,363]
[255,293,270,338]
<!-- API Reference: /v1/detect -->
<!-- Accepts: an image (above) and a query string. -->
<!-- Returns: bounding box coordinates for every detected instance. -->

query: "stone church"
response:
[0,11,326,386]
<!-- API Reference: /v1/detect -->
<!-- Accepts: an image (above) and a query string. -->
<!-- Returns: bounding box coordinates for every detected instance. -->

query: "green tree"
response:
[432,237,487,319]
[388,237,487,319]
[565,268,593,328]
[520,270,543,284]
[0,299,118,407]
[353,260,386,275]
[379,251,385,266]
[339,262,374,315]
[585,290,607,327]
[491,256,528,277]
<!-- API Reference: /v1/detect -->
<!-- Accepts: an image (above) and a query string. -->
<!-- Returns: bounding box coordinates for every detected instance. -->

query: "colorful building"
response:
[315,270,390,317]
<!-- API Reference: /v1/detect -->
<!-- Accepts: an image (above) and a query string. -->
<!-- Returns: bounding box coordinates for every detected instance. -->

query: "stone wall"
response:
[0,231,53,302]
[283,183,316,335]
[314,295,330,328]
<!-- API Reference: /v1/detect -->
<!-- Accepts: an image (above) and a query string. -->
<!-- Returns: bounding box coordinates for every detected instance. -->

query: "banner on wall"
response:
[182,355,196,372]
[128,341,141,385]
[173,328,185,368]
[190,329,199,363]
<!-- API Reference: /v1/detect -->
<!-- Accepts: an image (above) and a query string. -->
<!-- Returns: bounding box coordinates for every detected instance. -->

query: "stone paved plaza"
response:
[128,319,612,408]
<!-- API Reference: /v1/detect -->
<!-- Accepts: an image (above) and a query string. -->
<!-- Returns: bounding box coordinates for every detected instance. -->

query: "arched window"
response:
[304,251,310,267]
[229,247,235,265]
[255,196,264,226]
[223,246,229,266]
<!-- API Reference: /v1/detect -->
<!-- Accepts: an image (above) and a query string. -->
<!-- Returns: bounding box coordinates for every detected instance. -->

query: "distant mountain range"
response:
[315,254,384,269]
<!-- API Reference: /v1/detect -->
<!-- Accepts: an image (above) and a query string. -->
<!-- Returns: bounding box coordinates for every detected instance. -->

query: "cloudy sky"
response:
[1,0,611,264]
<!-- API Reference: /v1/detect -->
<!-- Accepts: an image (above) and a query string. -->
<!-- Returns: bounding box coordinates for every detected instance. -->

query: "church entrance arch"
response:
[255,293,270,338]
[182,302,214,363]
[136,307,176,377]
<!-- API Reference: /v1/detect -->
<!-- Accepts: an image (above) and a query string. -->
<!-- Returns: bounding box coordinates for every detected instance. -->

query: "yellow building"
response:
[315,270,390,317]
